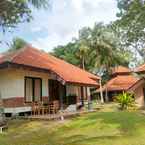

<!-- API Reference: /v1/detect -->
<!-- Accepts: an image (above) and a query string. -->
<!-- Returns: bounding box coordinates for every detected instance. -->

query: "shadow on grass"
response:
[42,112,145,145]
[60,112,145,132]
[63,134,121,145]
[3,112,145,145]
[79,112,145,135]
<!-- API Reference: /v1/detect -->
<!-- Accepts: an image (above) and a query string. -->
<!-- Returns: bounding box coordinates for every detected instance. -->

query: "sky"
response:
[0,0,118,53]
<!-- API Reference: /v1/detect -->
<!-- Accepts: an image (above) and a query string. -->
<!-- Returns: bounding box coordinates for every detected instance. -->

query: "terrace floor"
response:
[28,110,97,120]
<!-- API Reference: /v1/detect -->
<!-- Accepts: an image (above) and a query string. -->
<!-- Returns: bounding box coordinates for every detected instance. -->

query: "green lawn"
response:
[1,111,145,145]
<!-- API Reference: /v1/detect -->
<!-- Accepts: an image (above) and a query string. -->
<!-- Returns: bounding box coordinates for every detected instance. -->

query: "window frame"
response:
[24,76,42,103]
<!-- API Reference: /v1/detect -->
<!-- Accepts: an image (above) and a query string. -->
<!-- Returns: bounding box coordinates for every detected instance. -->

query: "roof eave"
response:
[66,81,99,87]
[0,62,98,87]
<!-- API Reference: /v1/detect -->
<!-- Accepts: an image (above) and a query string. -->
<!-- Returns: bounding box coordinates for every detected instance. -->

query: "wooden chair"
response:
[49,100,59,114]
[31,102,39,115]
[34,102,48,115]
[41,104,49,115]
[49,103,55,114]
[54,100,59,113]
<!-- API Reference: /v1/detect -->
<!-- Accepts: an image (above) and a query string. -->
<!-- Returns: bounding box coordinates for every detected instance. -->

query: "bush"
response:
[115,92,135,110]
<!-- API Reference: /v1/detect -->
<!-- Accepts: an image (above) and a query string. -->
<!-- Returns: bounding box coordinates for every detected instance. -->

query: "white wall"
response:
[0,68,51,99]
[128,79,145,107]
[66,85,91,100]
[0,68,91,101]
[66,85,80,97]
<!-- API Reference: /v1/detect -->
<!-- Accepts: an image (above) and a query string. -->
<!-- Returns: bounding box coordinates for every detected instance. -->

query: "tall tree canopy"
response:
[0,0,49,31]
[116,0,145,61]
[52,23,133,82]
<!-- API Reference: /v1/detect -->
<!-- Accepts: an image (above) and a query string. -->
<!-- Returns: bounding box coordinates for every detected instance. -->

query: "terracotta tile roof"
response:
[102,75,139,91]
[0,46,99,86]
[111,66,131,75]
[135,64,145,73]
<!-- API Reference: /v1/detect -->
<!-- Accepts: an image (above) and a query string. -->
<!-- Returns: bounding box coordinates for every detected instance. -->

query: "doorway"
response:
[49,79,66,102]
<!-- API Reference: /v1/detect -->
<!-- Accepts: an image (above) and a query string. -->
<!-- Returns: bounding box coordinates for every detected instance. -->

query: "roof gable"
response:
[103,75,139,91]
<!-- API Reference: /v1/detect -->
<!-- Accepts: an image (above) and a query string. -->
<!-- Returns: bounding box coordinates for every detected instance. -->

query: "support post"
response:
[80,86,84,106]
[59,84,64,121]
[0,94,5,132]
[105,87,109,102]
[87,87,92,110]
[59,84,64,111]
[99,77,104,103]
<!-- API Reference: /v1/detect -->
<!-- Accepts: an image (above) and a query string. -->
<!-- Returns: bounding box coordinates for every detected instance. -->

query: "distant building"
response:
[98,66,145,107]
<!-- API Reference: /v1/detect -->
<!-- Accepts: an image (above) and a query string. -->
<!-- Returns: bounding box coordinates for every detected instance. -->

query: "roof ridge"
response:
[127,77,144,91]
[1,45,30,62]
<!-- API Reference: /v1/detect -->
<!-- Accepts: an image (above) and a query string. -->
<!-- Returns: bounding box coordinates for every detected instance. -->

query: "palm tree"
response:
[90,23,120,102]
[76,41,89,69]
[75,40,90,106]
[76,28,92,107]
[91,23,127,79]
[76,27,91,69]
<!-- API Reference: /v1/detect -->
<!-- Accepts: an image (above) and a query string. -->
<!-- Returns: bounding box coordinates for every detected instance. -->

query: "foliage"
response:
[116,0,145,61]
[52,42,80,66]
[115,92,135,110]
[53,22,133,82]
[0,0,49,31]
[8,37,28,52]
[76,27,91,69]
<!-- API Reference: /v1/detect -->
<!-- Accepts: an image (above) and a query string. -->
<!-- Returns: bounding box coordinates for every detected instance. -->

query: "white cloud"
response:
[30,0,118,52]
[0,0,118,52]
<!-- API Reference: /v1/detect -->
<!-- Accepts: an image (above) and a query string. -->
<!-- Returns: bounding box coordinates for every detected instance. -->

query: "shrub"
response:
[115,92,135,110]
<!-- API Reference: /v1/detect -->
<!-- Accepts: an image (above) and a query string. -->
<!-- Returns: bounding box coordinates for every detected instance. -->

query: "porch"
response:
[25,78,92,116]
[28,109,96,121]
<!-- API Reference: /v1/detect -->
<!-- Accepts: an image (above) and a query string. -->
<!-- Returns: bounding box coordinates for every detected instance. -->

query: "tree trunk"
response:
[105,87,108,102]
[99,77,104,103]
[80,57,85,106]
[87,87,92,110]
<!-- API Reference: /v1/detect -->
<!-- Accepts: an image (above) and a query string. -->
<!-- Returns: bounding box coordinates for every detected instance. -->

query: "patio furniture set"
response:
[31,100,60,115]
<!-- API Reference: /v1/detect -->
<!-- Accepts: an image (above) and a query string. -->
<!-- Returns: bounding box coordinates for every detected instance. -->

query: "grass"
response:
[1,110,145,145]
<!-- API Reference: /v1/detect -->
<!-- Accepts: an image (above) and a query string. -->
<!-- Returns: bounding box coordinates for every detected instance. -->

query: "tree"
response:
[52,22,132,81]
[90,23,132,81]
[116,0,145,61]
[0,0,49,31]
[52,22,133,104]
[52,42,80,66]
[8,37,28,51]
[76,27,91,69]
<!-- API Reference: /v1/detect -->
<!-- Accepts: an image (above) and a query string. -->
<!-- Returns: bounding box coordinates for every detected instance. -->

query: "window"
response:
[25,77,42,102]
[25,78,33,102]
